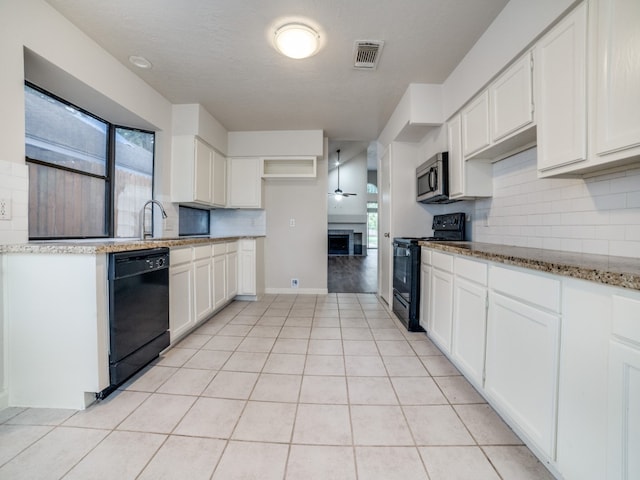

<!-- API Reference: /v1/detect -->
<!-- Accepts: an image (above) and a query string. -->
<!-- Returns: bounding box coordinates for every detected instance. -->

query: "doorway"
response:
[327,142,378,293]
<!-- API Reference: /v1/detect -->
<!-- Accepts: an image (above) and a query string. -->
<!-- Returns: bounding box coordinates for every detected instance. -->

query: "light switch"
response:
[289,218,296,227]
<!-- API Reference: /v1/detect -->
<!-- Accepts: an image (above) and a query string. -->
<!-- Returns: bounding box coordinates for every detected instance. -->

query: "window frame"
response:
[25,81,155,240]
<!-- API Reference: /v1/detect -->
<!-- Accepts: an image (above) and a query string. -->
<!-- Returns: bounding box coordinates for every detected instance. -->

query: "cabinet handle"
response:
[383,232,390,238]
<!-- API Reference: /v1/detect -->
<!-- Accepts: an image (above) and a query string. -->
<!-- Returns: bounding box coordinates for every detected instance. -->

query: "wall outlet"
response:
[291,278,299,288]
[0,198,11,220]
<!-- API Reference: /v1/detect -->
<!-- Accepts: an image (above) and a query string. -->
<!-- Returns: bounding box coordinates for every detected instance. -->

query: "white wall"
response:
[0,0,174,246]
[473,149,640,257]
[328,151,367,216]
[264,155,328,294]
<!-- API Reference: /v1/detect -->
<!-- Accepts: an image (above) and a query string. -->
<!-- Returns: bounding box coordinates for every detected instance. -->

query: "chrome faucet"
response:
[140,199,168,239]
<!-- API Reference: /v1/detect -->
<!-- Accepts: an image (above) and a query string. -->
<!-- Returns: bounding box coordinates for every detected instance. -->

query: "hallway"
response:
[327,250,378,294]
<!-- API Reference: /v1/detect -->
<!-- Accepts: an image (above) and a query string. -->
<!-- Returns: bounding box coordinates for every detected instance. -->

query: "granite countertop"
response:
[420,240,640,291]
[0,236,262,255]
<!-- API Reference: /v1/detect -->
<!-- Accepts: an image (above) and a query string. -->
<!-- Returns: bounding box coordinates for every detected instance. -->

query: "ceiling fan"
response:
[328,149,357,199]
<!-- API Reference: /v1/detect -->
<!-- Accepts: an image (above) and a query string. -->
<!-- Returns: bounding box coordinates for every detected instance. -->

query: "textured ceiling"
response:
[45,0,508,143]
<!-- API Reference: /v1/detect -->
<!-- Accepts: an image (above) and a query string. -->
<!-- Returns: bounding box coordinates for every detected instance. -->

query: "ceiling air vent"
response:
[353,40,384,70]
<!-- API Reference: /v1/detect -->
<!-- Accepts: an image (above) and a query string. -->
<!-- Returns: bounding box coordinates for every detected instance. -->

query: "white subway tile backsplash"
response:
[470,148,640,258]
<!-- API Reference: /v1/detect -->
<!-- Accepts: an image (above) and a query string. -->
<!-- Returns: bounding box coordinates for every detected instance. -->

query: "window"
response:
[367,183,378,194]
[25,83,154,239]
[367,201,378,248]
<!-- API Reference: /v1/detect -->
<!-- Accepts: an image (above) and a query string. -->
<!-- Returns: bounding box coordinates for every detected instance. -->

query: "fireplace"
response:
[328,229,365,255]
[328,234,349,255]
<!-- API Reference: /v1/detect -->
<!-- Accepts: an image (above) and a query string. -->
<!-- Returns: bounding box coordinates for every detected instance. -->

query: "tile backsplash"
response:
[0,159,28,244]
[210,208,266,237]
[472,148,640,258]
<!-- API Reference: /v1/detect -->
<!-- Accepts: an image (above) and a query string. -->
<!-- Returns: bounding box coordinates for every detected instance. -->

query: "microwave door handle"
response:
[428,168,437,191]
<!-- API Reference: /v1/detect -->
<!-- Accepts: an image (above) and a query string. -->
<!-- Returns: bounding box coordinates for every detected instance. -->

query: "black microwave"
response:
[416,152,456,204]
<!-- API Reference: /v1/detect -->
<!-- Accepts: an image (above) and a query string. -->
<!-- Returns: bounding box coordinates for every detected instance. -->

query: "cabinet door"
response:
[226,251,238,300]
[429,268,453,353]
[608,340,640,480]
[169,263,194,341]
[228,157,262,208]
[211,151,226,207]
[213,254,226,309]
[193,258,213,321]
[193,137,212,204]
[486,292,560,458]
[595,0,640,158]
[419,262,430,331]
[536,2,587,172]
[237,239,256,295]
[447,115,464,198]
[452,277,487,386]
[462,91,491,157]
[490,52,534,142]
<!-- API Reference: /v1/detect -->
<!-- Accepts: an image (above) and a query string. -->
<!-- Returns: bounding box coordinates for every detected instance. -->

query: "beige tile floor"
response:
[0,294,556,480]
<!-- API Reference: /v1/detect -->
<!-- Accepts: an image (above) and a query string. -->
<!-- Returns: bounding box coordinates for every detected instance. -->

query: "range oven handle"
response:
[393,292,409,308]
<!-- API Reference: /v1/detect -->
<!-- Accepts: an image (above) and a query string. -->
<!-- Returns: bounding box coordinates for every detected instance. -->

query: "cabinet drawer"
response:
[170,247,193,266]
[490,265,560,312]
[212,243,227,257]
[431,251,453,272]
[193,244,211,260]
[455,256,488,285]
[612,294,640,345]
[421,247,432,265]
[226,241,238,253]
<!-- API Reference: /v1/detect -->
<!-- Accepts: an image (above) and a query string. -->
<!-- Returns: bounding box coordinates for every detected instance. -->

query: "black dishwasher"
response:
[106,248,170,393]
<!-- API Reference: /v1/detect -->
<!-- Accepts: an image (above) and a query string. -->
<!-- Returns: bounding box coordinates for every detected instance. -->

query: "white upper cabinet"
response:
[227,157,263,208]
[211,149,226,207]
[535,1,588,174]
[172,135,226,208]
[460,51,536,163]
[490,52,534,143]
[594,0,640,161]
[447,114,493,200]
[537,0,640,176]
[462,91,491,158]
[261,156,317,177]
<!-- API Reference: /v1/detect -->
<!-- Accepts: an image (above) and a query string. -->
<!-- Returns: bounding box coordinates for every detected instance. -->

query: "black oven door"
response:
[392,240,422,331]
[393,242,413,302]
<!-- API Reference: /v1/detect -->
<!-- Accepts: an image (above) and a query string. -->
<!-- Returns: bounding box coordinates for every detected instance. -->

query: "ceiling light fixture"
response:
[274,23,320,59]
[128,55,152,69]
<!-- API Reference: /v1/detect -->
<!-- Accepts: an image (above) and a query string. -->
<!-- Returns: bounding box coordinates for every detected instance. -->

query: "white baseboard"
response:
[265,288,329,295]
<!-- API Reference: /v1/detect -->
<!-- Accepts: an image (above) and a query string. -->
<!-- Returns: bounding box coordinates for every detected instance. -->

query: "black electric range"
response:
[392,212,466,331]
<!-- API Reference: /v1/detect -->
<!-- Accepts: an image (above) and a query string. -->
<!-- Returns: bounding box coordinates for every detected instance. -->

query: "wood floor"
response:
[327,249,378,293]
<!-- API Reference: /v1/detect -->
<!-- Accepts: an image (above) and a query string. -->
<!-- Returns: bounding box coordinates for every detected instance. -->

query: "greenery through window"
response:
[25,83,154,239]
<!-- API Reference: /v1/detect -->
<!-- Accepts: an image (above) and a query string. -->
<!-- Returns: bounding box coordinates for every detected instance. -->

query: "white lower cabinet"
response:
[237,238,265,299]
[226,242,238,300]
[169,247,195,341]
[170,240,250,343]
[451,257,488,387]
[556,279,610,480]
[193,245,213,322]
[419,247,431,331]
[212,245,227,310]
[607,341,640,480]
[607,293,640,480]
[428,252,454,353]
[421,246,640,479]
[485,291,560,459]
